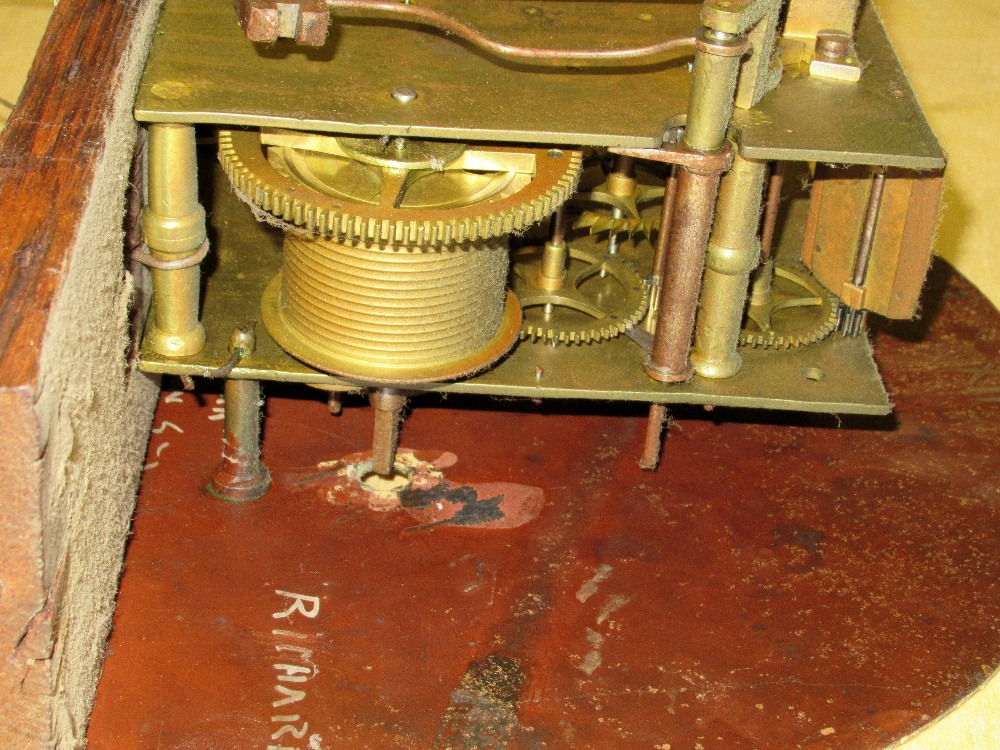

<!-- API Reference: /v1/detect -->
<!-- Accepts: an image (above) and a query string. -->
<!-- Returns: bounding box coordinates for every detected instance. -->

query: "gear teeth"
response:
[219,131,582,249]
[739,261,839,349]
[573,211,659,238]
[514,247,649,346]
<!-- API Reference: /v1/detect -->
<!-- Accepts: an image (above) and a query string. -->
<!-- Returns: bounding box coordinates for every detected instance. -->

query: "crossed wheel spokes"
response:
[512,245,649,345]
[742,262,839,349]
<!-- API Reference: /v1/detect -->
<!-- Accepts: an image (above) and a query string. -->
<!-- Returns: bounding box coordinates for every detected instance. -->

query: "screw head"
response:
[391,85,419,103]
[815,29,851,60]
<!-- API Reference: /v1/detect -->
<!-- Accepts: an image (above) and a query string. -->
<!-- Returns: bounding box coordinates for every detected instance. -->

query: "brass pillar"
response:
[142,123,207,356]
[691,150,767,378]
[644,27,748,383]
[535,207,569,292]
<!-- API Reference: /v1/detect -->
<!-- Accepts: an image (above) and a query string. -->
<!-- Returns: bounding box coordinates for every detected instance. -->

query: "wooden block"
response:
[0,0,162,745]
[801,164,944,319]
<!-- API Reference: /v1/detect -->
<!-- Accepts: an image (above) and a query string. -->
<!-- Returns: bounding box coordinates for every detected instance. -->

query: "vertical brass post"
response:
[535,206,569,291]
[605,155,636,258]
[142,123,207,356]
[691,150,767,378]
[644,27,748,383]
[208,378,271,502]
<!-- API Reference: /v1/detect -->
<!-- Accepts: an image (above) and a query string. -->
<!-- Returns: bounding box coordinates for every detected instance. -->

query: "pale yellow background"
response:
[878,0,1000,312]
[0,0,996,746]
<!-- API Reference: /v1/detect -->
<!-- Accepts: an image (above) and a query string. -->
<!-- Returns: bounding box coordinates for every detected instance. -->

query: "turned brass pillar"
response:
[691,150,767,378]
[141,123,207,356]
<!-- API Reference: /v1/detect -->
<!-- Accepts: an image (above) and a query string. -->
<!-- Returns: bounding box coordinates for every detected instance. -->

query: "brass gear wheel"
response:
[512,245,649,345]
[572,159,666,238]
[219,129,583,248]
[741,261,839,349]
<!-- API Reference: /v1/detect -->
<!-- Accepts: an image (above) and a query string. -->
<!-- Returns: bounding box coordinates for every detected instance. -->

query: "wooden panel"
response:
[784,0,860,38]
[0,0,162,745]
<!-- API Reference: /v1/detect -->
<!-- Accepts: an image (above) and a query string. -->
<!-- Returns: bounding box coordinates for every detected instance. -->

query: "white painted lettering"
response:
[275,663,316,682]
[273,685,307,707]
[273,591,320,620]
[271,720,309,741]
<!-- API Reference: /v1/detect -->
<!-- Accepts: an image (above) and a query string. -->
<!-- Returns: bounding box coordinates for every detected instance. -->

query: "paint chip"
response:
[576,564,613,603]
[596,594,632,624]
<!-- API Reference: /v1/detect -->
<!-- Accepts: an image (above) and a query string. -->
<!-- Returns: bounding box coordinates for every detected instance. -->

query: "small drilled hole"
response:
[802,367,825,382]
[352,460,414,492]
[547,149,564,158]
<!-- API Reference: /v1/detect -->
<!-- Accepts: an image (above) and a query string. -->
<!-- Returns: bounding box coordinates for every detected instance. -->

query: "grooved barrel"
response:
[266,235,513,380]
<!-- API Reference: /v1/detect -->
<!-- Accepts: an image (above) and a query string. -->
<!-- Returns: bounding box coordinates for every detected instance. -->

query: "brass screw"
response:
[815,30,851,60]
[391,85,419,103]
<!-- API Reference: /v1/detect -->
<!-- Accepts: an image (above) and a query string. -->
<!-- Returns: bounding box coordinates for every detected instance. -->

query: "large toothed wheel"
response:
[219,129,583,248]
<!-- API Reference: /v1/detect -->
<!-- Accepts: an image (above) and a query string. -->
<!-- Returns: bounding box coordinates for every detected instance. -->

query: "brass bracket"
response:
[610,141,735,177]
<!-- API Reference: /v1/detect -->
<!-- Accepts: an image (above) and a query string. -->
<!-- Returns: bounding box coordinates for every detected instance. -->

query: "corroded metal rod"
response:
[652,166,679,283]
[639,403,670,471]
[644,168,723,382]
[760,161,785,264]
[370,388,408,477]
[750,161,785,306]
[851,167,888,287]
[208,379,270,502]
[643,27,747,383]
[328,391,343,415]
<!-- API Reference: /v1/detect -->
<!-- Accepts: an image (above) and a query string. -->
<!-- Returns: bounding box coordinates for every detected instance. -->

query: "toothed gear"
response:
[512,245,649,345]
[574,212,658,238]
[741,261,839,349]
[219,130,583,248]
[572,171,665,238]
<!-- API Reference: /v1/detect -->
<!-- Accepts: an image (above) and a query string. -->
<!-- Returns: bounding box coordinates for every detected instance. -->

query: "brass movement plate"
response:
[733,4,944,169]
[139,159,890,416]
[136,0,942,167]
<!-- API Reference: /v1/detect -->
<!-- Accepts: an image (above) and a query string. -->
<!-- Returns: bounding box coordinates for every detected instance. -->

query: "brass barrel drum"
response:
[263,236,517,382]
[220,129,582,384]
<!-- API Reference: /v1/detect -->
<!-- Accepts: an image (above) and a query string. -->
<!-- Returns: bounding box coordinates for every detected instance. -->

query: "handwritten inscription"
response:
[144,418,184,471]
[268,590,324,750]
[209,394,226,421]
